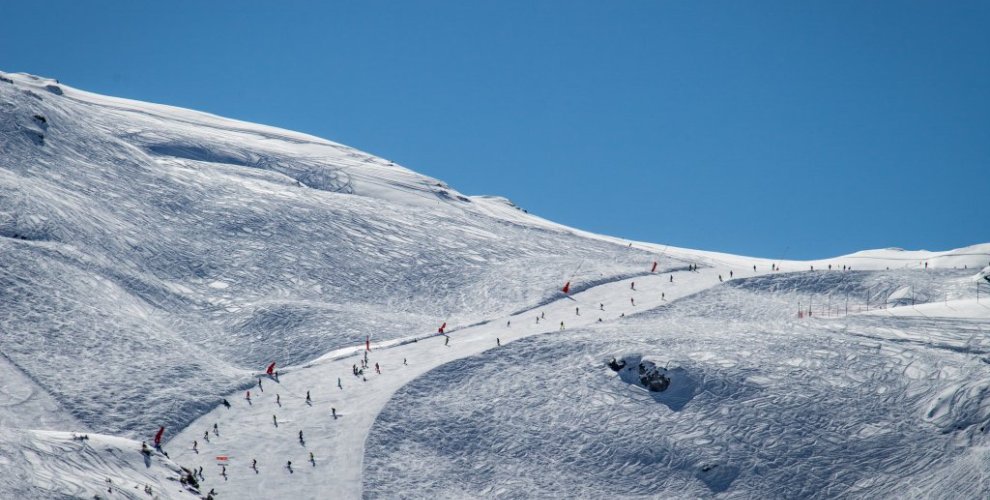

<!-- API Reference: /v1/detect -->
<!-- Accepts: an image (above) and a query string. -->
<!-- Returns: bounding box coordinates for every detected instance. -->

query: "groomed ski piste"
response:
[1,71,989,498]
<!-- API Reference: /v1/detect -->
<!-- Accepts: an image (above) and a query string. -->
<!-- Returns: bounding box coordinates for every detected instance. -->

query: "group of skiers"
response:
[173,266,734,494]
[156,364,337,495]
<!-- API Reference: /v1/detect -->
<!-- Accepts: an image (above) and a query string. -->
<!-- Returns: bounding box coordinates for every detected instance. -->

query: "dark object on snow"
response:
[179,467,199,489]
[608,357,626,372]
[638,362,671,392]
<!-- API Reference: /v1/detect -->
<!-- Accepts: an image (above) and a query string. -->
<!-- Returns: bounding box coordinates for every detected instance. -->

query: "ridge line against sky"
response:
[2,0,987,259]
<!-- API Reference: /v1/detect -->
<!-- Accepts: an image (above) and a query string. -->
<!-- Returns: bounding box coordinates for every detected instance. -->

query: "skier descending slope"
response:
[153,426,165,451]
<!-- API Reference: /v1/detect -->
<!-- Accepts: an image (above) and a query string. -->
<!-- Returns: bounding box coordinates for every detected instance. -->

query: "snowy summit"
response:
[1,71,989,499]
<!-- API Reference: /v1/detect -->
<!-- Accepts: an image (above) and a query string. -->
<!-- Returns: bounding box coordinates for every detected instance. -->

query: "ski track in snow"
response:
[3,71,990,498]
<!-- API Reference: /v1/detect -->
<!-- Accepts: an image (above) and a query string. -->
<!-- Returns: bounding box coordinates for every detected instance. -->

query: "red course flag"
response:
[438,322,446,334]
[153,426,165,447]
[266,362,276,376]
[651,261,658,273]
[562,281,571,294]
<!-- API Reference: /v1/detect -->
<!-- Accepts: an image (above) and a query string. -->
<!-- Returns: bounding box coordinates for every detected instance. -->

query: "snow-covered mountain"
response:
[2,71,989,499]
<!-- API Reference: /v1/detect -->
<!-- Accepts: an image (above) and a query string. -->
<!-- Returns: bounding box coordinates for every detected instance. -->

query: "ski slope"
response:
[2,71,990,498]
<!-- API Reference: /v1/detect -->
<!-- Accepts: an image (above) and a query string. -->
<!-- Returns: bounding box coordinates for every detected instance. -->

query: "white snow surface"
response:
[2,71,990,498]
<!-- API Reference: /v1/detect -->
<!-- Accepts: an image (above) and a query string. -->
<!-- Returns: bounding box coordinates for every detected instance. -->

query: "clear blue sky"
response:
[3,1,987,258]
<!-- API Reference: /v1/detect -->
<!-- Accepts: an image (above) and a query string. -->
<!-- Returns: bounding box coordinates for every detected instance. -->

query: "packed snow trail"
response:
[365,271,990,498]
[169,266,726,499]
[4,71,990,497]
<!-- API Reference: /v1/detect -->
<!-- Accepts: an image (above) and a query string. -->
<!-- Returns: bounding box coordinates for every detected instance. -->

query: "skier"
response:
[332,407,337,419]
[193,440,198,453]
[403,358,407,365]
[445,336,450,346]
[338,377,342,389]
[497,338,501,347]
[662,292,665,300]
[273,415,278,427]
[306,390,311,403]
[507,320,511,327]
[276,394,281,406]
[729,270,733,278]
[599,303,604,310]
[576,307,580,316]
[753,265,756,272]
[630,297,635,306]
[310,452,315,466]
[298,430,304,443]
[631,282,635,290]
[375,363,381,374]
[222,398,231,409]
[252,459,258,472]
[258,377,263,392]
[246,390,251,401]
[203,431,209,442]
[670,275,673,283]
[559,321,565,330]
[541,312,545,319]
[718,275,723,282]
[213,423,218,436]
[287,461,293,473]
[536,316,540,324]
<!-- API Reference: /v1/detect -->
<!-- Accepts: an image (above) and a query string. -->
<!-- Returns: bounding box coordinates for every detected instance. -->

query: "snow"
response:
[0,429,198,499]
[2,70,990,498]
